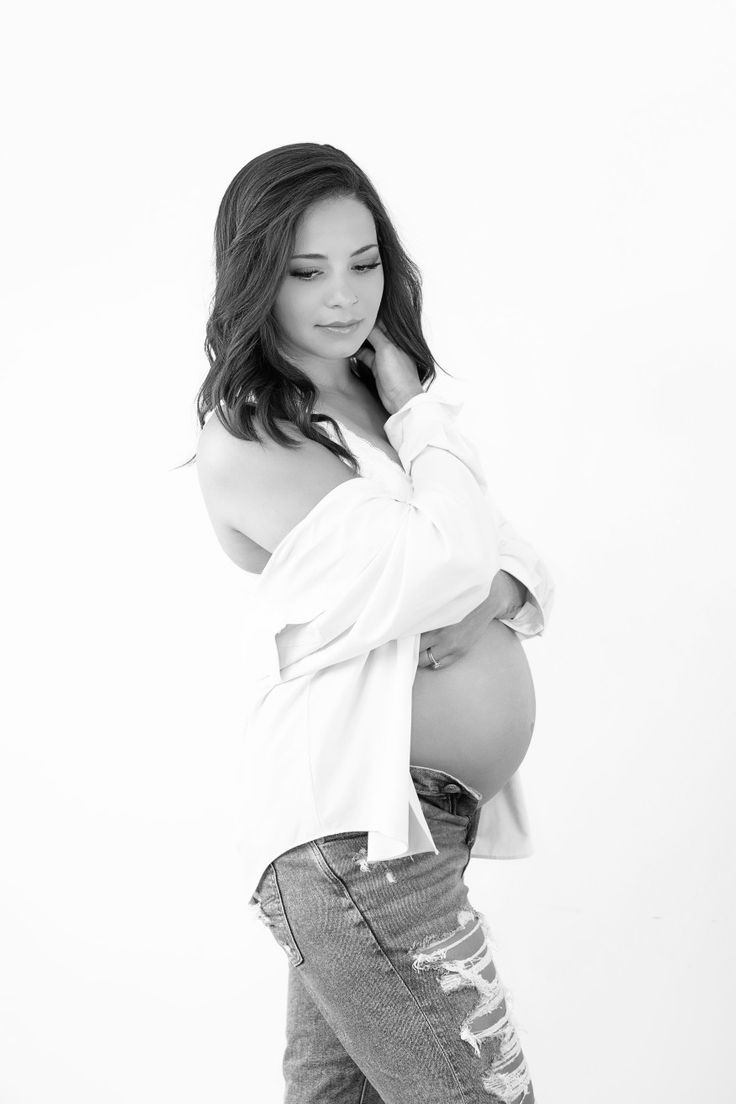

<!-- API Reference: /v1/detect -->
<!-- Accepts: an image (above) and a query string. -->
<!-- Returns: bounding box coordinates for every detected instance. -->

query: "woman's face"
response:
[272,195,384,376]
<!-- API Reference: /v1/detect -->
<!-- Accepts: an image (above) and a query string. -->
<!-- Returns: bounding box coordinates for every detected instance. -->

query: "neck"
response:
[312,359,364,401]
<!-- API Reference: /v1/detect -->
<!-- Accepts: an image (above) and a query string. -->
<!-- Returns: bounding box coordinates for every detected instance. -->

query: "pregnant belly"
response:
[410,620,536,805]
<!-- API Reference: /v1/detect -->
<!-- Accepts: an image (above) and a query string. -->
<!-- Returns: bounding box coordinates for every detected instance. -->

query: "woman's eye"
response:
[291,262,381,281]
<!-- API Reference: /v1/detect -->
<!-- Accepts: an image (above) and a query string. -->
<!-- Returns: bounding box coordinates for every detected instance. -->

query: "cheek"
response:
[274,284,305,330]
[284,283,319,326]
[371,271,385,308]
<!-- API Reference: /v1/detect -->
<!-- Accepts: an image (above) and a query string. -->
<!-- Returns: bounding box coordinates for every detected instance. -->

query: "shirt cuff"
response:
[496,562,547,638]
[383,390,489,491]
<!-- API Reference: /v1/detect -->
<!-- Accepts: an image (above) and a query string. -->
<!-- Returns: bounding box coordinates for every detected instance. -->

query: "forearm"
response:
[484,569,529,623]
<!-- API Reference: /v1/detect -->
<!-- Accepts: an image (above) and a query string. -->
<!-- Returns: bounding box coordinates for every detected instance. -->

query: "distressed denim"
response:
[249,764,534,1104]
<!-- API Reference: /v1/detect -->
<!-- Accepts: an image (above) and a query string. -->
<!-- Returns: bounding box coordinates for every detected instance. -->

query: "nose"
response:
[325,277,359,307]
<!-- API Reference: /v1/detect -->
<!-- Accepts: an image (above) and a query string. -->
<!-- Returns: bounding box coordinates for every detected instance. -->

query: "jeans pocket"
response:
[248,863,304,967]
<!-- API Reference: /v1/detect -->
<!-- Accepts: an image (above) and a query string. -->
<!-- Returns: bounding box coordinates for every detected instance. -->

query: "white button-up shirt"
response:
[234,389,555,901]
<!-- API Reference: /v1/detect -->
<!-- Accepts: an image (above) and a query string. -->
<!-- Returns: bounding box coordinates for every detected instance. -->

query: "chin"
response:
[313,335,364,354]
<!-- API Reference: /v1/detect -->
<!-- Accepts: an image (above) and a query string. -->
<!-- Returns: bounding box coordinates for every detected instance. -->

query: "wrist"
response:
[501,571,528,619]
[384,384,424,416]
[488,570,527,621]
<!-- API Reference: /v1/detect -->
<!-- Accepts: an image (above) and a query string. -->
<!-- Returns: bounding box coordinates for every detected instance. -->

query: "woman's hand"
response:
[354,320,423,414]
[417,598,493,670]
[417,571,527,669]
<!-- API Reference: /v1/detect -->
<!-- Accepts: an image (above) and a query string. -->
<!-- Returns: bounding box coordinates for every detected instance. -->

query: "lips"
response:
[317,320,362,328]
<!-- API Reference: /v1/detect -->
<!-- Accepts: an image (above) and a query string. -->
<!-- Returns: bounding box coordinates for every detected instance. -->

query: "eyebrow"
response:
[291,243,379,260]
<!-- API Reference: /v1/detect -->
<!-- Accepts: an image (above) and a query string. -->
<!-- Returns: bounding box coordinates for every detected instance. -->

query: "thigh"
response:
[284,963,386,1104]
[264,802,535,1104]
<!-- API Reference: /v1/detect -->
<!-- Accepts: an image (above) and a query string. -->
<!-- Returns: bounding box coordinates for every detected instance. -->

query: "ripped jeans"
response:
[249,764,535,1104]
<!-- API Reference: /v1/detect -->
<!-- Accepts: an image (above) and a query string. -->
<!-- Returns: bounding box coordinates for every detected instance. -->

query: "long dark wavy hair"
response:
[176,142,450,472]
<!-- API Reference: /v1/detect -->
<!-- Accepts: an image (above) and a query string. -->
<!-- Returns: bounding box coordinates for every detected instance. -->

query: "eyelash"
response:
[291,262,382,281]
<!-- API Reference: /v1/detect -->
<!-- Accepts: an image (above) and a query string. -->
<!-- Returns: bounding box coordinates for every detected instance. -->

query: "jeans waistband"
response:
[409,763,483,804]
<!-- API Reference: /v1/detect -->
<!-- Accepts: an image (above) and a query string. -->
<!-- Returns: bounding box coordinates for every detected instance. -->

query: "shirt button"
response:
[443,784,462,793]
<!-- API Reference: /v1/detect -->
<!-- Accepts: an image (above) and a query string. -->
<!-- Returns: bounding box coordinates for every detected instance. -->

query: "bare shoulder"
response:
[196,407,310,490]
[196,407,358,554]
[197,405,299,459]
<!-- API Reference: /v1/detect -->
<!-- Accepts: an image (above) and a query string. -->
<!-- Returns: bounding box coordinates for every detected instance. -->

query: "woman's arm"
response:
[494,513,555,638]
[252,390,504,677]
[491,569,528,619]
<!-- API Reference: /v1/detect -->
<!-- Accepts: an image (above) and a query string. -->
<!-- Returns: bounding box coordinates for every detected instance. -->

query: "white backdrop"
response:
[2,2,735,1101]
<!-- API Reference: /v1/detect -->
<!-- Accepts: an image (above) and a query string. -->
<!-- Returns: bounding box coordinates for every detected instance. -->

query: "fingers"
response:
[419,647,442,669]
[367,319,391,347]
[354,345,375,369]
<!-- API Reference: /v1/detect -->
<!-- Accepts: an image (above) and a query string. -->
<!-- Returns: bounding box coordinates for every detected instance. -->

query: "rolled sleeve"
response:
[497,576,547,638]
[494,515,556,639]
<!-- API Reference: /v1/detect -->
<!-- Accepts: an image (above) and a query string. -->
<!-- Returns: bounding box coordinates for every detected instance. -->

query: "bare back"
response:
[195,406,359,574]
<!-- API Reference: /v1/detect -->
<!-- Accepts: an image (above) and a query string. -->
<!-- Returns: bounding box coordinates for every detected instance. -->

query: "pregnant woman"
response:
[191,143,554,1103]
